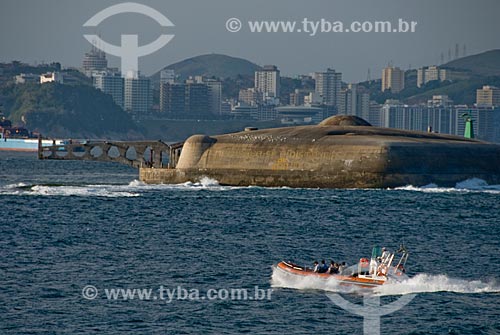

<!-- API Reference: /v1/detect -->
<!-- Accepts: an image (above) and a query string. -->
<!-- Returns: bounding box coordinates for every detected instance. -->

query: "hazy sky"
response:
[1,0,499,82]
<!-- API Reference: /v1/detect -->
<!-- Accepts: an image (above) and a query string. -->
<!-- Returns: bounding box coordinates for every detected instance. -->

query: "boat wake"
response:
[392,178,500,194]
[373,273,500,296]
[0,177,245,197]
[2,177,500,197]
[0,182,141,198]
[271,266,500,296]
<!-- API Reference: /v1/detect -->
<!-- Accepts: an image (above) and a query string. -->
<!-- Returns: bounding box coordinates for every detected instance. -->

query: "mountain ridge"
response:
[150,54,262,84]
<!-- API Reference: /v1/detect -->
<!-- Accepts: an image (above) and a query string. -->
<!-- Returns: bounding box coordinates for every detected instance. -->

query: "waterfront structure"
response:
[258,104,278,121]
[135,115,500,188]
[255,65,280,98]
[315,68,342,107]
[275,106,323,125]
[40,116,500,189]
[380,101,499,142]
[231,104,259,120]
[381,102,455,134]
[93,72,124,109]
[124,77,152,115]
[476,86,500,107]
[381,66,405,93]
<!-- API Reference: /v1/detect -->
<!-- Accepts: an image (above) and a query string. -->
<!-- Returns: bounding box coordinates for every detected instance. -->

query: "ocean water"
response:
[1,151,499,334]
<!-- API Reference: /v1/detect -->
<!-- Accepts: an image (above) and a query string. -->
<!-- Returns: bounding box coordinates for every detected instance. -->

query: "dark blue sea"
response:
[1,152,499,334]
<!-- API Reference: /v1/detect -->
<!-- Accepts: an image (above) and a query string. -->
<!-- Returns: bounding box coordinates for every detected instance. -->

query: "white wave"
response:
[127,179,146,187]
[28,185,140,197]
[374,273,500,296]
[393,178,500,194]
[4,182,29,189]
[198,176,220,187]
[271,266,500,296]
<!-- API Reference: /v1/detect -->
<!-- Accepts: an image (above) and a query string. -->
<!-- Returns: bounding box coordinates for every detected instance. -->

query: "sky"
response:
[1,0,499,82]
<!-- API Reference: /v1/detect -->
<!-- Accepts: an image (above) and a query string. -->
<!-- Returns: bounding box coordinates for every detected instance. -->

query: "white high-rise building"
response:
[315,68,342,107]
[476,86,500,107]
[255,65,280,98]
[124,77,152,115]
[339,84,370,120]
[381,66,405,93]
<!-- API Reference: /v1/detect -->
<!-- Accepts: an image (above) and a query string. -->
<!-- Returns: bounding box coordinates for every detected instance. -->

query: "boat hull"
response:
[276,261,386,288]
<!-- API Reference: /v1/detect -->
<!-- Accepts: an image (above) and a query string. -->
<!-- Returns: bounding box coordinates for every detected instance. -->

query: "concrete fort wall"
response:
[139,119,500,188]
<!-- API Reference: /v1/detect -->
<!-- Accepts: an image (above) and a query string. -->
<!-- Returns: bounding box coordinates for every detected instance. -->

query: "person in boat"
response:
[381,247,390,262]
[318,260,329,273]
[313,261,320,272]
[338,262,347,274]
[328,261,339,274]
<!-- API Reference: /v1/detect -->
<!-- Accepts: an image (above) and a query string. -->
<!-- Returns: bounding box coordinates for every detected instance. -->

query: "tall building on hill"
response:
[255,65,280,98]
[315,68,342,107]
[417,66,459,87]
[476,86,500,107]
[381,66,405,93]
[82,45,108,77]
[93,72,124,109]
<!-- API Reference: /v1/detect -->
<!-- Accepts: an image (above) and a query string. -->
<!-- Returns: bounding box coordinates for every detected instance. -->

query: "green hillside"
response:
[443,49,500,76]
[358,50,500,105]
[1,83,141,139]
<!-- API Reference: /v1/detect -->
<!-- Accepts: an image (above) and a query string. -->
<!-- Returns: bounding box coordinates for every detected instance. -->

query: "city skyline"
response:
[1,0,500,82]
